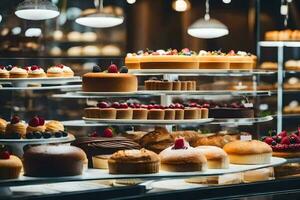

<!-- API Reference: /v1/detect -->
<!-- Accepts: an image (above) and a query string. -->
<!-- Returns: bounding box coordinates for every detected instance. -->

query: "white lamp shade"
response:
[15,0,59,20]
[188,18,229,39]
[75,13,124,28]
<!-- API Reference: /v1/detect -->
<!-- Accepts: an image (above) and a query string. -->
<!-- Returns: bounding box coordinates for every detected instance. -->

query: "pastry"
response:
[196,146,229,169]
[60,64,74,77]
[72,128,140,167]
[84,107,101,118]
[26,116,46,133]
[262,130,300,158]
[181,81,187,90]
[285,60,300,71]
[132,108,148,120]
[186,81,194,90]
[283,101,300,114]
[172,80,181,90]
[164,109,175,120]
[223,140,272,165]
[47,65,64,77]
[67,31,82,41]
[98,102,117,119]
[260,62,278,70]
[0,66,9,78]
[139,49,198,70]
[0,149,22,179]
[0,118,7,134]
[227,50,254,70]
[82,64,137,92]
[144,80,155,90]
[139,127,174,154]
[147,109,165,120]
[26,65,46,78]
[82,32,97,42]
[198,50,229,69]
[102,45,121,56]
[92,155,111,169]
[23,145,87,177]
[45,120,64,133]
[200,108,209,118]
[82,46,101,56]
[115,103,133,119]
[284,77,300,90]
[9,67,28,78]
[108,149,160,174]
[125,53,141,69]
[5,115,27,139]
[243,168,274,183]
[158,80,173,90]
[159,138,207,172]
[194,133,239,148]
[184,108,198,119]
[171,131,201,147]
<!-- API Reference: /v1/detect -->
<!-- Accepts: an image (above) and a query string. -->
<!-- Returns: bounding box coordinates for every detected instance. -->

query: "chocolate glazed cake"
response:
[209,108,254,118]
[72,136,141,167]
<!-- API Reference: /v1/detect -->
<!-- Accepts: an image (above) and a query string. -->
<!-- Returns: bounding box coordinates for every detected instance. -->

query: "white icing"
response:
[237,51,248,56]
[289,100,299,108]
[29,68,45,74]
[288,77,299,85]
[10,67,27,74]
[0,68,8,73]
[240,135,252,141]
[62,66,73,73]
[47,67,63,74]
[127,53,133,57]
[198,50,208,56]
[156,49,166,55]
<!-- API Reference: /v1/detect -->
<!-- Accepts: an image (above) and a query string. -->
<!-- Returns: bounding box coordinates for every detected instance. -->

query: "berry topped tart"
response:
[25,65,46,78]
[0,146,22,179]
[262,129,300,158]
[198,50,229,69]
[82,64,137,92]
[126,48,198,70]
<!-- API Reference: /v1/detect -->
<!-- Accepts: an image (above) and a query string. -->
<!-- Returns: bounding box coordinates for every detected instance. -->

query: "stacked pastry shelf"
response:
[258,41,300,132]
[53,69,275,127]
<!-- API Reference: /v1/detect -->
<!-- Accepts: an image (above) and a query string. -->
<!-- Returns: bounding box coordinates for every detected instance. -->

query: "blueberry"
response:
[26,132,34,139]
[42,132,52,139]
[61,131,68,137]
[119,66,128,73]
[92,65,102,73]
[33,132,42,139]
[271,141,277,146]
[55,132,62,138]
[5,65,12,71]
[11,133,21,139]
[276,136,282,143]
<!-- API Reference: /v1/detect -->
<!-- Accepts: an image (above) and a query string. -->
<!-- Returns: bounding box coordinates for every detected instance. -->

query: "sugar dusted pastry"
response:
[159,138,207,172]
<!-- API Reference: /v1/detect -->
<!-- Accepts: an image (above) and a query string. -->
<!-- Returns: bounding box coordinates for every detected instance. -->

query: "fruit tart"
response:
[26,65,46,78]
[26,116,46,133]
[5,115,27,139]
[0,147,22,179]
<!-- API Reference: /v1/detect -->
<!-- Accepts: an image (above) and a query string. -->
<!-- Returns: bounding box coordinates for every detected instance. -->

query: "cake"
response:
[84,107,101,118]
[108,149,160,174]
[223,140,272,165]
[198,50,229,69]
[136,49,198,70]
[0,149,22,179]
[208,102,254,119]
[265,29,300,41]
[164,109,175,120]
[26,65,46,78]
[0,66,9,78]
[72,129,141,167]
[139,127,174,153]
[23,145,86,177]
[0,118,7,134]
[262,130,300,158]
[92,155,111,169]
[243,168,274,183]
[47,65,64,77]
[5,115,27,139]
[227,50,254,70]
[184,108,199,119]
[196,146,229,169]
[147,109,165,120]
[9,67,28,78]
[26,116,46,133]
[131,107,148,120]
[159,138,207,172]
[82,64,137,92]
[181,81,187,90]
[172,80,181,90]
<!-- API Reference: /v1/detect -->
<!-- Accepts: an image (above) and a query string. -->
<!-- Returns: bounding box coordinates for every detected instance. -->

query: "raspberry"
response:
[147,105,154,110]
[189,103,198,108]
[264,137,274,145]
[31,65,39,71]
[182,48,190,53]
[38,116,45,126]
[173,138,185,149]
[278,131,287,137]
[281,136,290,145]
[228,50,235,55]
[90,131,98,137]
[97,102,109,108]
[29,116,40,127]
[11,115,20,124]
[108,64,118,73]
[103,128,113,137]
[111,102,120,109]
[119,103,128,109]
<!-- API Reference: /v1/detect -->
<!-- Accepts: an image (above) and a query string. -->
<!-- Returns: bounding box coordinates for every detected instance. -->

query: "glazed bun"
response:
[223,140,272,165]
[196,146,229,169]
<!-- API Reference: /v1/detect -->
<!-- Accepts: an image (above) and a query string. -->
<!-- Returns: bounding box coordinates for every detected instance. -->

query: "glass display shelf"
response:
[0,157,286,188]
[209,116,273,125]
[128,69,276,76]
[0,85,81,91]
[259,41,300,47]
[52,90,274,99]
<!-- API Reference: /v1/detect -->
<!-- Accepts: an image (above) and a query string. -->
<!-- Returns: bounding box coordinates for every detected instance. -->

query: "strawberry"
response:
[98,102,109,108]
[281,136,290,145]
[173,138,185,149]
[103,128,113,137]
[119,103,128,109]
[29,116,40,127]
[111,102,120,109]
[264,137,274,145]
[290,135,300,144]
[108,64,118,73]
[0,151,10,159]
[278,131,287,137]
[11,115,20,124]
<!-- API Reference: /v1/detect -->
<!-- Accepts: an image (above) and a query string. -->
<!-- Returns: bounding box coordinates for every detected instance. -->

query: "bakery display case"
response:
[0,0,299,199]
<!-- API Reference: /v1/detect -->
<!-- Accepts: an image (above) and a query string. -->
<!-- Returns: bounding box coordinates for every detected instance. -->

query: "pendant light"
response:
[75,0,124,28]
[187,0,229,39]
[15,0,60,20]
